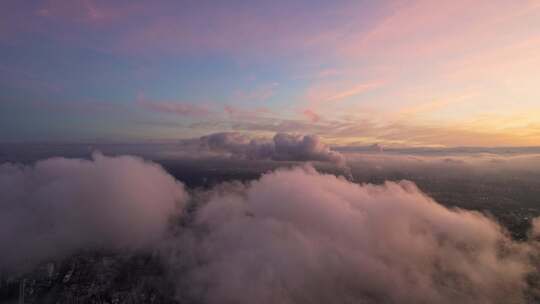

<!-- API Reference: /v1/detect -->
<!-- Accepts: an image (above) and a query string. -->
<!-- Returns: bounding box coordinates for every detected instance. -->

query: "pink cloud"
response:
[306,81,382,106]
[0,1,374,57]
[303,109,321,122]
[338,0,540,61]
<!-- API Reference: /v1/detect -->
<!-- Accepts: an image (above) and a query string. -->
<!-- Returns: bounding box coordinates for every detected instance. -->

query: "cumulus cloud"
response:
[531,218,540,239]
[0,153,187,274]
[3,152,540,303]
[302,109,321,122]
[193,132,345,164]
[170,166,539,304]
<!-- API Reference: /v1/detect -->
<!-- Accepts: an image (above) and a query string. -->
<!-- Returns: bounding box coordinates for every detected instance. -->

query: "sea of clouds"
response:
[1,141,540,303]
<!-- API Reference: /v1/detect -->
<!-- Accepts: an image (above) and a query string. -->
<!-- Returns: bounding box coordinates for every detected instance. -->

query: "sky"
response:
[1,0,540,147]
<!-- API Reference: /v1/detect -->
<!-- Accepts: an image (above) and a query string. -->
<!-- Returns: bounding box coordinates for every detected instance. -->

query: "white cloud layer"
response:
[0,153,187,273]
[1,154,540,303]
[172,166,540,304]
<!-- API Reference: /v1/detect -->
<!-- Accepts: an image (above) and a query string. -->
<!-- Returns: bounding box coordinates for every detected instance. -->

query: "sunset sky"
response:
[1,0,540,147]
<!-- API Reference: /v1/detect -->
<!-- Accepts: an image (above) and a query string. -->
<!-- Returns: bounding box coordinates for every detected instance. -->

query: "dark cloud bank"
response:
[182,132,345,164]
[2,152,540,303]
